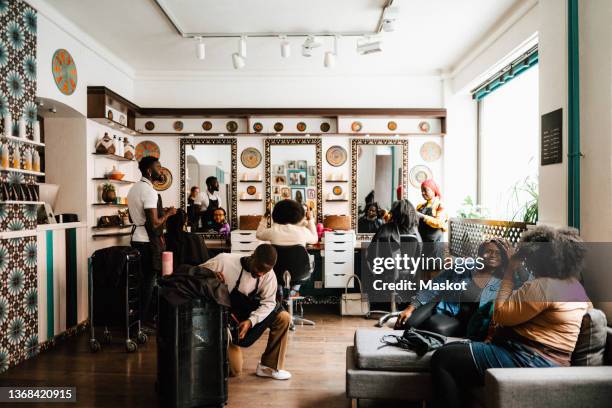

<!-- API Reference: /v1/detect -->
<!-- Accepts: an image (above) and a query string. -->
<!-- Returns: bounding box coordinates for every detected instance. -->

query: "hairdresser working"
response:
[430,226,591,408]
[395,238,527,339]
[416,179,448,260]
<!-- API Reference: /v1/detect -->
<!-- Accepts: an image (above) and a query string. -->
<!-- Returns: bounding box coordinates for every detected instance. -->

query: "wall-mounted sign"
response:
[52,49,78,95]
[541,108,563,165]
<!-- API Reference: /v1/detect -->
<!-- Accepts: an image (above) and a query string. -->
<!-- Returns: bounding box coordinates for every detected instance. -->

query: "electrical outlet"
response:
[314,280,323,289]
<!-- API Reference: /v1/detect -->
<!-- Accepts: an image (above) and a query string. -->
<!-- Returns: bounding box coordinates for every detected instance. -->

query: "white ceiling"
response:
[45,0,522,75]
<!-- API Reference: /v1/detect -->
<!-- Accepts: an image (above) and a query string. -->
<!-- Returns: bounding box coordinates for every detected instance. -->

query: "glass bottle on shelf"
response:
[0,143,7,169]
[24,149,32,171]
[33,150,40,172]
[12,144,20,169]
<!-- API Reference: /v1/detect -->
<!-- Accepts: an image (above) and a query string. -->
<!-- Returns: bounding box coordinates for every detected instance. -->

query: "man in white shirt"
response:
[127,156,176,326]
[202,244,292,380]
[200,176,222,230]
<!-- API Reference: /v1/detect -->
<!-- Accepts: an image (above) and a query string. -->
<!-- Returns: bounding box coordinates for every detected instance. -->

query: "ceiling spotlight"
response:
[280,36,291,58]
[357,36,383,55]
[302,35,321,57]
[195,37,206,60]
[324,35,339,68]
[239,35,247,58]
[382,6,399,32]
[232,53,245,69]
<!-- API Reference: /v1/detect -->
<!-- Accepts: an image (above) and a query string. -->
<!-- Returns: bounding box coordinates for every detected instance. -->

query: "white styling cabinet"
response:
[230,230,268,255]
[323,231,355,288]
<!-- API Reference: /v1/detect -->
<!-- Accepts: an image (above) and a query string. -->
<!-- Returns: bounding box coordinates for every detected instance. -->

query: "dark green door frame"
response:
[567,0,581,229]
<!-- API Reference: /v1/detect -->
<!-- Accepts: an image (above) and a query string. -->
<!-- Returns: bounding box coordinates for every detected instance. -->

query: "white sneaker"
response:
[256,362,292,380]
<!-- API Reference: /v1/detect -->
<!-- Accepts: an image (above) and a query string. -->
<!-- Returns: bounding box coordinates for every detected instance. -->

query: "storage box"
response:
[239,215,262,230]
[323,215,351,231]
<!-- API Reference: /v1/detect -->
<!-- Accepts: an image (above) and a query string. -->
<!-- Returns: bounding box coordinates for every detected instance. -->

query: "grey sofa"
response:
[346,312,612,407]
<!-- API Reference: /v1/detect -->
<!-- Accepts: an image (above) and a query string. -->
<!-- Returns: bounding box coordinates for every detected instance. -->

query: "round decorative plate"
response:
[351,121,363,132]
[107,110,113,121]
[202,121,213,131]
[226,121,238,133]
[418,121,431,132]
[246,185,257,196]
[332,186,343,196]
[144,121,155,131]
[173,121,184,131]
[241,147,262,168]
[326,146,347,167]
[274,122,284,132]
[153,167,172,191]
[135,140,160,161]
[253,122,263,133]
[296,122,307,132]
[388,121,398,131]
[409,165,433,188]
[420,142,442,162]
[52,49,78,96]
[320,122,331,132]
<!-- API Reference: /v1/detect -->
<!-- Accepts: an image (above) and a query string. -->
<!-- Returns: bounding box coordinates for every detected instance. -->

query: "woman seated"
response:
[395,238,522,339]
[256,199,318,296]
[206,207,230,236]
[165,209,210,269]
[187,186,201,230]
[430,226,591,408]
[358,202,384,234]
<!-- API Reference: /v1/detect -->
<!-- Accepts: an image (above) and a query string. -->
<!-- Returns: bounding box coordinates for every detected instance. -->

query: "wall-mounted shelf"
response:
[92,177,135,184]
[92,224,133,230]
[92,232,132,239]
[325,180,349,183]
[1,135,45,147]
[0,168,44,176]
[0,200,43,205]
[326,199,349,202]
[240,199,263,202]
[239,180,263,183]
[92,203,128,207]
[91,152,135,162]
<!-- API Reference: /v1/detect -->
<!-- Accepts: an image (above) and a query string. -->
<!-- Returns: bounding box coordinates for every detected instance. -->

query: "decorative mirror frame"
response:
[179,138,238,239]
[264,138,323,224]
[351,138,409,239]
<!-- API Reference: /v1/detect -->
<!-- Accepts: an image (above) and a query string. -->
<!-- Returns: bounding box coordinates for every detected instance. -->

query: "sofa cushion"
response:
[606,327,612,365]
[354,329,461,372]
[571,308,608,366]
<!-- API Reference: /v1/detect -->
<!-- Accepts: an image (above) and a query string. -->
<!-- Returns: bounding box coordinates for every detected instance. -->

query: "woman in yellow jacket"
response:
[416,179,448,259]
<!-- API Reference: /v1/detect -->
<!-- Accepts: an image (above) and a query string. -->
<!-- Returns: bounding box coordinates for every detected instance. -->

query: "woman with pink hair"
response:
[416,179,448,259]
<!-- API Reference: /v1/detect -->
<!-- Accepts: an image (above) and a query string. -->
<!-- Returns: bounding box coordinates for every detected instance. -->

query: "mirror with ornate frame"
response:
[351,138,409,239]
[265,138,323,223]
[179,138,238,239]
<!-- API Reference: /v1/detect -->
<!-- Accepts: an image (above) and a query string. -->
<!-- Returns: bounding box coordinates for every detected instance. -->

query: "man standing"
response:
[202,244,292,380]
[200,176,222,229]
[128,156,176,327]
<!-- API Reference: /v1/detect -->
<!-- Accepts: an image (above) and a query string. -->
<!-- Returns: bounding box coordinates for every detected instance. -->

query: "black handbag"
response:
[380,327,447,356]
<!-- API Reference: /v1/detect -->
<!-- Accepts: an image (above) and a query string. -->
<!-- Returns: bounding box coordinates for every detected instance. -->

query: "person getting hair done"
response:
[127,156,176,328]
[200,176,222,228]
[164,209,210,269]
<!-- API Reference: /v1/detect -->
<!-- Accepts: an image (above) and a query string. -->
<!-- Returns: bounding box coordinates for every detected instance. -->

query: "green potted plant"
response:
[101,182,117,203]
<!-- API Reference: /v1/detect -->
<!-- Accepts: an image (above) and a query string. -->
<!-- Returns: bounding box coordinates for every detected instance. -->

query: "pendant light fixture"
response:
[324,35,339,68]
[280,35,291,58]
[195,36,206,60]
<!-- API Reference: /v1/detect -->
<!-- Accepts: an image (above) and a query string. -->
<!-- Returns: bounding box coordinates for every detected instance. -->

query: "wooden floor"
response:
[0,307,406,408]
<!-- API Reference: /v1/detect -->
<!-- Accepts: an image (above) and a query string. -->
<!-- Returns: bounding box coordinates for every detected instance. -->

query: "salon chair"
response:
[272,244,315,330]
[368,234,421,327]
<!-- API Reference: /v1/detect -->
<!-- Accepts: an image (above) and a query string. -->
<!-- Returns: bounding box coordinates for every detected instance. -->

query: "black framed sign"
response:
[541,108,563,165]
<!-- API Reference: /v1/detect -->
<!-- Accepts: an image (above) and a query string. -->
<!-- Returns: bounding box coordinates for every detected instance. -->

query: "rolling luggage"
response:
[157,288,229,408]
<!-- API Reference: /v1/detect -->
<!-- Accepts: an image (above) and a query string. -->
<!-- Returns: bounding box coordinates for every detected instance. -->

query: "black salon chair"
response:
[272,244,315,330]
[368,234,421,327]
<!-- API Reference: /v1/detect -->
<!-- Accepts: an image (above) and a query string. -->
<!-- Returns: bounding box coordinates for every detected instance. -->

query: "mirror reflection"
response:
[269,144,318,220]
[185,145,232,233]
[356,144,404,234]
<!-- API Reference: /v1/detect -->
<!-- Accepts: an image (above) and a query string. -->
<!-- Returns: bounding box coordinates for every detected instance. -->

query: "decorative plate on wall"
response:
[420,142,442,162]
[332,185,343,196]
[226,121,238,133]
[409,165,433,188]
[202,121,213,131]
[52,49,78,95]
[144,121,155,131]
[387,121,398,131]
[246,185,257,196]
[253,122,263,133]
[274,122,284,132]
[418,121,431,132]
[320,122,331,132]
[153,167,173,191]
[296,122,307,132]
[173,121,184,131]
[351,121,363,132]
[135,140,160,161]
[241,147,262,168]
[326,145,347,167]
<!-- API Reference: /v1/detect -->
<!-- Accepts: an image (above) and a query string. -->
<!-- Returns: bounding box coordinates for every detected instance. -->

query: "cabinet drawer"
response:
[324,240,355,253]
[325,271,354,289]
[324,247,353,262]
[324,231,355,244]
[231,249,253,255]
[232,240,261,251]
[324,259,354,275]
[231,231,258,240]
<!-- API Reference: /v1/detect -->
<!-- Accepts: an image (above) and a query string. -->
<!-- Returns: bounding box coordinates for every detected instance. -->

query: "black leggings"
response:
[430,342,484,408]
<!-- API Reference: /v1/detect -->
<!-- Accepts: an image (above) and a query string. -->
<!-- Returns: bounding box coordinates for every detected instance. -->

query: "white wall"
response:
[30,0,134,115]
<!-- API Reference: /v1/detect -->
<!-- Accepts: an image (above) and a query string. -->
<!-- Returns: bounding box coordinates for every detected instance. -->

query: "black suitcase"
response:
[157,292,228,408]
